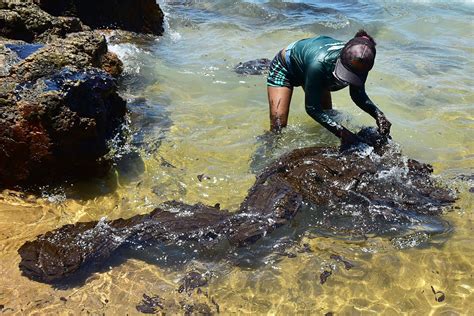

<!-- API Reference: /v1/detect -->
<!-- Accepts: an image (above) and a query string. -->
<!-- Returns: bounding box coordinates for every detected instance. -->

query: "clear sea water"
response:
[0,0,472,314]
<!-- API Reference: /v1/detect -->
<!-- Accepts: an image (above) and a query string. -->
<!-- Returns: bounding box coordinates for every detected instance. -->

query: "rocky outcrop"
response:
[18,129,456,283]
[34,0,165,35]
[0,0,164,186]
[3,31,115,81]
[0,0,167,186]
[0,31,126,185]
[0,2,87,42]
[234,58,271,75]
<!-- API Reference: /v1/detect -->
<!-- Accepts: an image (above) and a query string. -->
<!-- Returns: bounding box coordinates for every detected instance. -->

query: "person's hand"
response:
[376,114,391,136]
[340,128,364,151]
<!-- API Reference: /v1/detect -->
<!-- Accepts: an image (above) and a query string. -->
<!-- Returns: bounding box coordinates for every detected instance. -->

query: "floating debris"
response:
[431,286,446,302]
[178,272,208,294]
[197,174,210,182]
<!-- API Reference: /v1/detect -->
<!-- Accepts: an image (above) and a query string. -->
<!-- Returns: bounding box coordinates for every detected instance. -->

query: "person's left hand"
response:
[376,114,392,135]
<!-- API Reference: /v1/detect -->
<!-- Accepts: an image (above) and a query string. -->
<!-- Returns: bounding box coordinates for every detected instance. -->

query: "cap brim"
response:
[335,58,367,88]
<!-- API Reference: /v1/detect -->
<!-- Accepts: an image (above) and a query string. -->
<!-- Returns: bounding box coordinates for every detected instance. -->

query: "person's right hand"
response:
[376,114,392,136]
[340,128,364,151]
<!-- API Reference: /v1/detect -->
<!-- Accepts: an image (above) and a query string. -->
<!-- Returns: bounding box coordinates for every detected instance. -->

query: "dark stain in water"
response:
[330,254,354,270]
[17,128,457,285]
[320,270,332,284]
[5,43,44,59]
[178,271,208,294]
[136,294,164,314]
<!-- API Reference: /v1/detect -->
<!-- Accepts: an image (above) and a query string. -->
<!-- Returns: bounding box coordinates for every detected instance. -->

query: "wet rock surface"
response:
[0,2,87,42]
[34,0,164,35]
[0,31,126,185]
[0,0,168,187]
[234,58,271,75]
[0,1,137,186]
[18,129,456,284]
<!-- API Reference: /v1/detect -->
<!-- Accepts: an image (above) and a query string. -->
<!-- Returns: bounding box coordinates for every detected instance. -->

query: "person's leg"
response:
[267,86,293,132]
[321,89,333,110]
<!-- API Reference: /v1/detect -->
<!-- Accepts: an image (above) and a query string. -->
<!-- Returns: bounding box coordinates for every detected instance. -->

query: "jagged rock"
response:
[18,129,456,283]
[35,0,165,35]
[0,31,126,185]
[234,58,271,75]
[0,2,87,42]
[100,51,123,77]
[0,66,126,185]
[1,31,118,82]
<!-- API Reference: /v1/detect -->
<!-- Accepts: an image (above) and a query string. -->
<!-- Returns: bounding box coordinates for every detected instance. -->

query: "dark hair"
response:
[354,29,376,46]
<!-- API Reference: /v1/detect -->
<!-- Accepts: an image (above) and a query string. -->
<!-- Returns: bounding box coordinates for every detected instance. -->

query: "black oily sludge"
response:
[18,129,456,284]
[234,58,271,75]
[0,30,127,186]
[5,43,44,59]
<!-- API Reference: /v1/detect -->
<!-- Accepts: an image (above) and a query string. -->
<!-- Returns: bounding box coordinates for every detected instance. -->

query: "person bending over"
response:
[266,30,391,147]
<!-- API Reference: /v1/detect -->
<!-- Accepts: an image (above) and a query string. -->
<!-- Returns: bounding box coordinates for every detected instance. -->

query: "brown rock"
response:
[35,0,165,35]
[0,2,86,43]
[0,31,126,185]
[100,51,123,77]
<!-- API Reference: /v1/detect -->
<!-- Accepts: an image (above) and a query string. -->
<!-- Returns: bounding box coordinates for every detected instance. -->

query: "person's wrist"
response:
[339,127,352,139]
[375,110,384,120]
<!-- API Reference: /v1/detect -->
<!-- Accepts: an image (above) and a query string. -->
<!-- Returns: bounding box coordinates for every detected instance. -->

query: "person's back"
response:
[289,36,345,88]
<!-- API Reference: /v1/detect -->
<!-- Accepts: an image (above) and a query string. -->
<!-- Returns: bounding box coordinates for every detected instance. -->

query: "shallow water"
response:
[1,0,473,314]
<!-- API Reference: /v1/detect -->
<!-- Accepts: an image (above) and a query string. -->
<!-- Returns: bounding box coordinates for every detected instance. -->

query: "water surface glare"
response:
[1,0,473,314]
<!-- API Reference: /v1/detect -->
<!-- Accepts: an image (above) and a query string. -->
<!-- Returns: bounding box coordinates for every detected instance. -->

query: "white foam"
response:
[107,41,146,74]
[161,5,182,42]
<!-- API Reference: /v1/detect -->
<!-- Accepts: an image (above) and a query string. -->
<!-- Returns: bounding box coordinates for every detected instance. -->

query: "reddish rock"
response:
[100,51,123,77]
[0,32,126,186]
